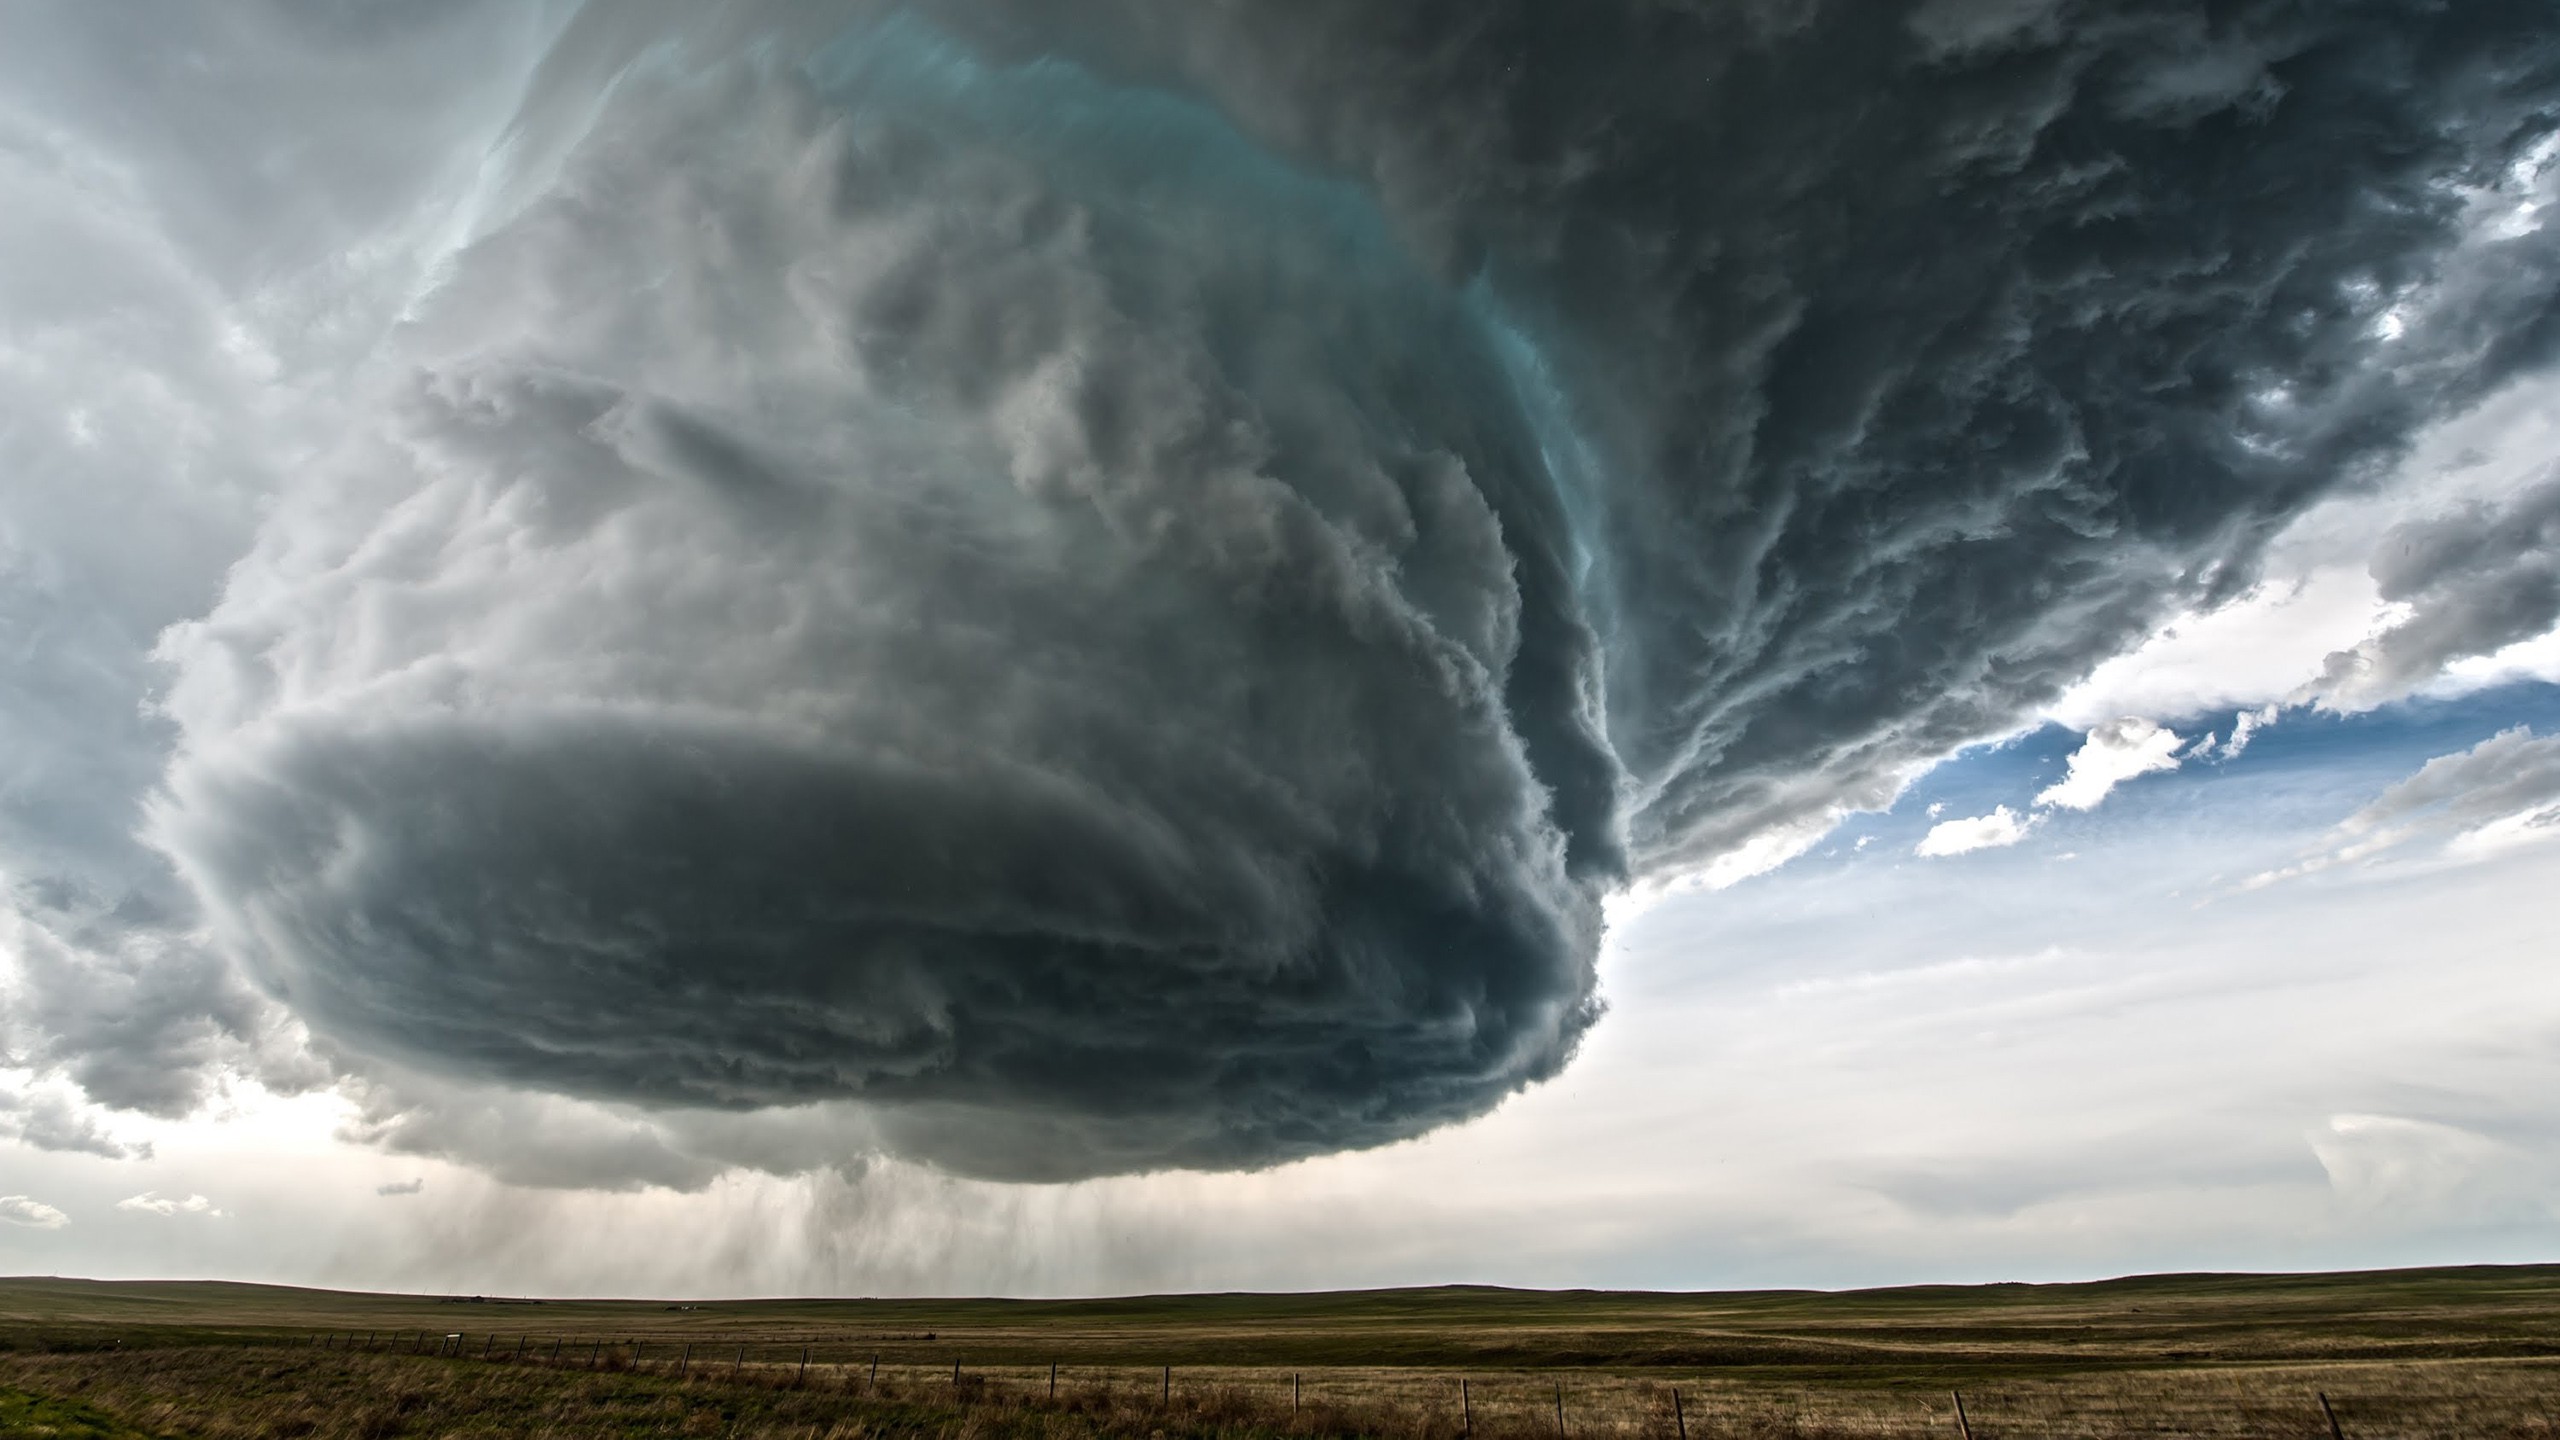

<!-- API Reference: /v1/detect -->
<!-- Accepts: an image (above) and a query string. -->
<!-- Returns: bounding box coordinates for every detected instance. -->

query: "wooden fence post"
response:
[2320,1392,2347,1440]
[1673,1387,1686,1440]
[1555,1381,1567,1439]
[1050,1361,1057,1399]
[1162,1365,1171,1404]
[1292,1372,1300,1413]
[1461,1378,1473,1439]
[1952,1389,1975,1440]
[799,1347,810,1386]
[677,1342,691,1379]
[869,1354,878,1392]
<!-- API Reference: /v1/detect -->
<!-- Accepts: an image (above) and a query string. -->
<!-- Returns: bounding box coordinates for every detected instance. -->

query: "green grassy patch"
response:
[0,1384,168,1439]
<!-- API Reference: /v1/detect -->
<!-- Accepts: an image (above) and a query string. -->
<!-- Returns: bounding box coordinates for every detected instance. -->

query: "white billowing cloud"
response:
[2219,704,2279,760]
[2310,1115,2556,1225]
[0,1195,69,1229]
[116,1191,222,1218]
[2050,371,2560,736]
[1916,806,2038,858]
[2049,570,2390,731]
[1915,714,2194,860]
[2037,718,2187,812]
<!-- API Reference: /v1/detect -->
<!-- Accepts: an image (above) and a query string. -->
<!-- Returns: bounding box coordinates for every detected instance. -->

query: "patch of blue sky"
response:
[1814,679,2560,863]
[1611,678,2560,1005]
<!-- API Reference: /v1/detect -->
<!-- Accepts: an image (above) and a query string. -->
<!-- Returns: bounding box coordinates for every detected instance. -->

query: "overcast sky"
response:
[6,0,2560,1297]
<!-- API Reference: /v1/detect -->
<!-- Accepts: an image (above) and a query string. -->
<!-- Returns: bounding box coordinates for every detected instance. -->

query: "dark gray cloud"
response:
[2346,726,2560,840]
[155,37,1602,1179]
[6,0,2560,1181]
[1052,0,2560,875]
[335,1068,908,1194]
[2320,470,2560,705]
[2250,726,2560,887]
[0,1084,150,1161]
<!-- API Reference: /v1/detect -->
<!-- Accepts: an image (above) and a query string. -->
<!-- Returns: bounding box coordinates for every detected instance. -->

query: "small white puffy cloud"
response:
[1916,806,2037,858]
[376,1178,425,1197]
[116,1191,222,1218]
[1915,715,2196,858]
[2037,718,2186,811]
[2220,704,2280,760]
[0,1195,69,1229]
[1923,707,2264,865]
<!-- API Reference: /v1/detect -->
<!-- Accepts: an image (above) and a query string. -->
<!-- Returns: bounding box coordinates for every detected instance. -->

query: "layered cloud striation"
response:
[15,0,2560,1178]
[153,20,1608,1179]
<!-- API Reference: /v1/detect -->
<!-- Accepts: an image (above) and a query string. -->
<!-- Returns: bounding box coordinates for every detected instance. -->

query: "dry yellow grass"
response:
[5,1344,2560,1438]
[5,1268,2559,1437]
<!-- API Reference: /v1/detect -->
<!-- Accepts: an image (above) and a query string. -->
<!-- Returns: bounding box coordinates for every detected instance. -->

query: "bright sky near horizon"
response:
[6,1,2560,1297]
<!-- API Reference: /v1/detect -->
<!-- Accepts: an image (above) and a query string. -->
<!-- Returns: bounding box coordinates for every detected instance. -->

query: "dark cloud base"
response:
[171,716,1596,1180]
[102,0,2560,1179]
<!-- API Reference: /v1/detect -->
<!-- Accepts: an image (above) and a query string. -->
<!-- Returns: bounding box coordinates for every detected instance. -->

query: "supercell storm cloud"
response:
[8,0,2560,1180]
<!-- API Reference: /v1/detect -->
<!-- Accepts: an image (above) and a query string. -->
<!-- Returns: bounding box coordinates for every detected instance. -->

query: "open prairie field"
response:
[2,1266,2557,1438]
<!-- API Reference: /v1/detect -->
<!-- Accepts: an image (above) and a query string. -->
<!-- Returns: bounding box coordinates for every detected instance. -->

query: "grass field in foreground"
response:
[0,1265,2555,1437]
